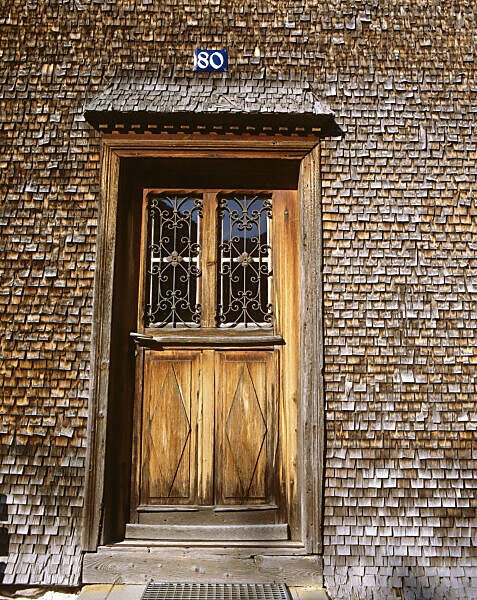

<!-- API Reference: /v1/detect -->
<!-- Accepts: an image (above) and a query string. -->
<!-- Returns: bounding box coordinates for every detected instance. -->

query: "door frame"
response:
[82,134,324,556]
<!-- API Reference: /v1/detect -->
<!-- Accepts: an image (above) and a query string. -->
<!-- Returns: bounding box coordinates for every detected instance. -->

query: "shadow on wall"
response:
[0,494,8,583]
[392,578,460,600]
[377,576,465,600]
[327,567,472,600]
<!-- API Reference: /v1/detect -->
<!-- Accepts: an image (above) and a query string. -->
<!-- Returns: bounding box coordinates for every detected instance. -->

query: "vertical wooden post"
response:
[82,144,120,550]
[198,349,215,504]
[299,143,324,554]
[201,192,218,328]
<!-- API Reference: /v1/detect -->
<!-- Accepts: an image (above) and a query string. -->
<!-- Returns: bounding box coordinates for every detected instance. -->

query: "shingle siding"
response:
[1,0,476,597]
[320,71,477,599]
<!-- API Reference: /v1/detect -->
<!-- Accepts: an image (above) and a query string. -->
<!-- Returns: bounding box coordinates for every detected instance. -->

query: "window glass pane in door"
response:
[217,192,273,328]
[145,192,203,328]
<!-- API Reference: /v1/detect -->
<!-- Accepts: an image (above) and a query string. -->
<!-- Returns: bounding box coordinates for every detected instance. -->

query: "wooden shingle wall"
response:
[320,73,477,599]
[0,0,476,597]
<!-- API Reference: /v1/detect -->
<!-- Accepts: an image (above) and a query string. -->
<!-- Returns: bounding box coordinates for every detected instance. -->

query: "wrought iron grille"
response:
[145,192,203,328]
[217,193,273,328]
[141,583,291,600]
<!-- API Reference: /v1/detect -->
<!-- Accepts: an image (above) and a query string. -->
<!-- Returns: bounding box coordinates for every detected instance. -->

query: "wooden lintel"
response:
[101,135,318,160]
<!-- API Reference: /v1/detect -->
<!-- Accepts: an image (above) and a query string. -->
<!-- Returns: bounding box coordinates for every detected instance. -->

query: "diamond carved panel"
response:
[225,365,267,496]
[147,364,191,498]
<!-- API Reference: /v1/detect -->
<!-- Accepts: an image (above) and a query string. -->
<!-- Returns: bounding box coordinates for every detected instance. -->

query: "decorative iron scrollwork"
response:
[217,193,273,328]
[145,193,203,328]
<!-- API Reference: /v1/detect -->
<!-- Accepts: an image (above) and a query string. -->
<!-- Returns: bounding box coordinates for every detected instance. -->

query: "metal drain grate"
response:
[141,582,291,600]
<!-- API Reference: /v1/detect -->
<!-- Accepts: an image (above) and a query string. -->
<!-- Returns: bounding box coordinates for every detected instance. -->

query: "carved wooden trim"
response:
[82,134,324,558]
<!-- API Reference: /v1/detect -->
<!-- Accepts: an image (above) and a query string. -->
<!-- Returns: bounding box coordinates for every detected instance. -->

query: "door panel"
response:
[141,350,199,505]
[215,351,276,505]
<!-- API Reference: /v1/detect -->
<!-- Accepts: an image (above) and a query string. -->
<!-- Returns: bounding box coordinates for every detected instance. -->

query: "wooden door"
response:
[138,349,276,509]
[131,190,298,528]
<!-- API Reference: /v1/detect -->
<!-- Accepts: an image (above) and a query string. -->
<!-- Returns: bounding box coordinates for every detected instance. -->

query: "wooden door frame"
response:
[82,134,324,557]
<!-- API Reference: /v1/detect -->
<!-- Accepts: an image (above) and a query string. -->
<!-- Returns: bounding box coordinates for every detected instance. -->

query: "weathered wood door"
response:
[140,350,200,505]
[130,190,298,533]
[137,348,276,507]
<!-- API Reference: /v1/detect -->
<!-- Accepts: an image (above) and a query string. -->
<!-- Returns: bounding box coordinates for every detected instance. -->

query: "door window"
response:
[143,190,274,330]
[217,192,273,328]
[145,192,203,328]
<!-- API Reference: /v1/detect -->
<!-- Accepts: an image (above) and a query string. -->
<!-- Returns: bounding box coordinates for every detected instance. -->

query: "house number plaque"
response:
[194,49,228,72]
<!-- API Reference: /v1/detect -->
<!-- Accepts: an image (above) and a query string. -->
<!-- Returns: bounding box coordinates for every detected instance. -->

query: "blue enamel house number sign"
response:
[194,49,228,72]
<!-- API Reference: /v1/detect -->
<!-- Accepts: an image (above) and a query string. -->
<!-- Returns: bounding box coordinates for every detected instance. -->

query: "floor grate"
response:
[140,582,291,600]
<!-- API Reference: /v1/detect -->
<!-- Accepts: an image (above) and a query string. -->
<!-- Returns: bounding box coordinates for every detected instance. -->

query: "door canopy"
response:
[83,72,340,137]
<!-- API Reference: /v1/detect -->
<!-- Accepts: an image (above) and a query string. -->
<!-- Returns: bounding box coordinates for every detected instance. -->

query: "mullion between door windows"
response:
[200,192,219,328]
